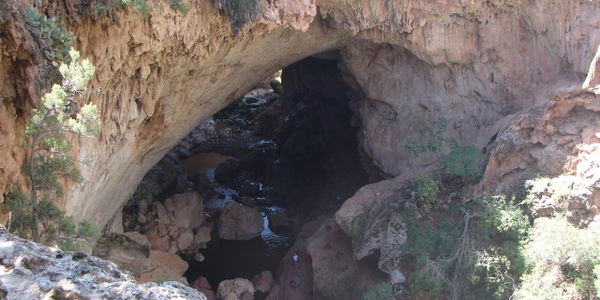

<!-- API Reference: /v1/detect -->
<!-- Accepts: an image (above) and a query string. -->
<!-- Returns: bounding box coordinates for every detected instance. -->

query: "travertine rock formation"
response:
[0,0,599,233]
[0,228,206,299]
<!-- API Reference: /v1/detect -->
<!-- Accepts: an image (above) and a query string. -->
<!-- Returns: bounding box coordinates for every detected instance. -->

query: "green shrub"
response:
[77,219,100,238]
[514,217,600,299]
[401,195,530,300]
[23,8,74,63]
[93,0,188,19]
[443,140,484,182]
[6,189,98,250]
[168,0,189,13]
[363,282,393,300]
[405,119,447,156]
[415,175,439,205]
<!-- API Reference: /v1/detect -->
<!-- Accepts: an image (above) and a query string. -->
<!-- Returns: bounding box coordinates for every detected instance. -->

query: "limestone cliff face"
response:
[0,0,599,229]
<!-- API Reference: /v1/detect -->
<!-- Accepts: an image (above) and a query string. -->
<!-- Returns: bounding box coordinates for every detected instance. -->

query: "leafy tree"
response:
[24,47,98,242]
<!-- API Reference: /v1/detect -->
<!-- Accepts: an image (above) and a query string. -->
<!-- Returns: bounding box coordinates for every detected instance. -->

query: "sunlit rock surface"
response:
[0,228,206,299]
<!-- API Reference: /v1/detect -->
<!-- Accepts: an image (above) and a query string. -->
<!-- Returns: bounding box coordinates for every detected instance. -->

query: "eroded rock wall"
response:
[0,0,598,231]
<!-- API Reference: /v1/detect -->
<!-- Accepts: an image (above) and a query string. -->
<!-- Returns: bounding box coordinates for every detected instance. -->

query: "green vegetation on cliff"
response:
[7,46,100,250]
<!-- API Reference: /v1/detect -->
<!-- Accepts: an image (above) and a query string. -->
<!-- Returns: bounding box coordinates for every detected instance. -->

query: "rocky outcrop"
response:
[93,232,190,284]
[0,228,206,299]
[306,218,387,299]
[217,201,263,240]
[482,90,600,226]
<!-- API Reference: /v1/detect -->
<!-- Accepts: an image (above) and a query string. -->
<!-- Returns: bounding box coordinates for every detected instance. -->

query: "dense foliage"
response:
[514,217,600,299]
[401,195,530,300]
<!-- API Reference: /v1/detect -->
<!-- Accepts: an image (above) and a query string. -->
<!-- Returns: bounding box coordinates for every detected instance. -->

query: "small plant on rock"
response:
[23,8,74,63]
[443,140,484,183]
[405,119,448,156]
[415,174,439,206]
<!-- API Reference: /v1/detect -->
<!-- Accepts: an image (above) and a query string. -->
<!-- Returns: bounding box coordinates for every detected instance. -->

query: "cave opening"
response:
[118,53,374,293]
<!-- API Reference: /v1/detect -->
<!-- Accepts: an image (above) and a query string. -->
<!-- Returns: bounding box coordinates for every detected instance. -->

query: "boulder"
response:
[192,277,216,300]
[164,192,205,228]
[194,226,212,245]
[252,270,274,294]
[148,250,189,276]
[307,219,390,299]
[218,202,264,240]
[217,278,254,300]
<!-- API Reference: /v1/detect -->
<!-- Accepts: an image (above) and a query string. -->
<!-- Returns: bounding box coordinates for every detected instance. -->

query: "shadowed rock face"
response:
[0,0,599,231]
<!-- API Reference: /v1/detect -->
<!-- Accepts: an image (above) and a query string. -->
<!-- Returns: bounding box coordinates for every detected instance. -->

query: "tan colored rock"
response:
[176,229,195,250]
[217,278,254,300]
[122,231,150,248]
[149,250,189,276]
[194,226,212,245]
[165,192,205,228]
[218,202,263,240]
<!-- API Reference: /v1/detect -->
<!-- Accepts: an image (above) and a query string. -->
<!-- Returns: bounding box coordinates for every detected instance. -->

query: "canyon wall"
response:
[0,0,599,229]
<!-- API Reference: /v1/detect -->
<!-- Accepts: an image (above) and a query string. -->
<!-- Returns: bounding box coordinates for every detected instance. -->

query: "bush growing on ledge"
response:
[404,119,448,156]
[23,8,74,63]
[443,140,484,183]
[92,0,188,19]
[415,174,439,206]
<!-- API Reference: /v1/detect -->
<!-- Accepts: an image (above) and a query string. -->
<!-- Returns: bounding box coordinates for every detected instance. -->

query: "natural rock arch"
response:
[0,0,598,229]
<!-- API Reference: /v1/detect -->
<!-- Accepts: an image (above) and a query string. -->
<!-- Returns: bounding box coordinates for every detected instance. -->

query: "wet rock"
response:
[217,278,254,300]
[239,180,262,197]
[266,208,289,228]
[0,229,205,299]
[215,159,241,185]
[252,270,274,294]
[218,202,264,240]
